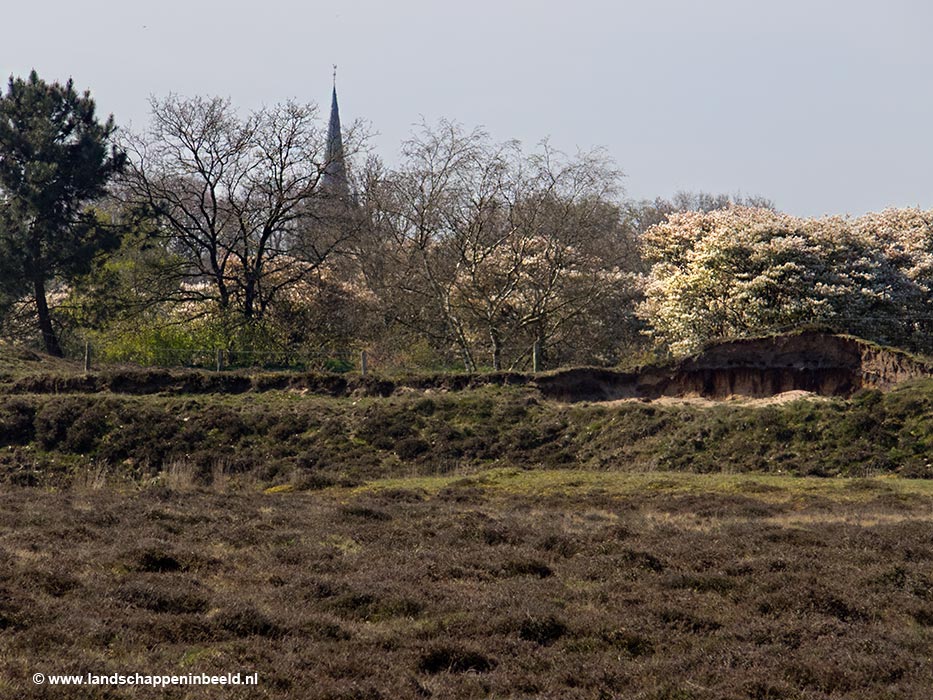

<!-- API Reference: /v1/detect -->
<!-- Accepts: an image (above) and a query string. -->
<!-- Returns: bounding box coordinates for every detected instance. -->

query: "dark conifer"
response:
[0,70,125,355]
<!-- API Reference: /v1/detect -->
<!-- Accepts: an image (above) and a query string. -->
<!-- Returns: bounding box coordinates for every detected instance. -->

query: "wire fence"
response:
[67,343,364,374]
[39,316,933,375]
[64,342,546,375]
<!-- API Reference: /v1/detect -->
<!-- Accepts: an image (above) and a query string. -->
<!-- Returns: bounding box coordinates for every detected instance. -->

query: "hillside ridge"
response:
[1,332,928,402]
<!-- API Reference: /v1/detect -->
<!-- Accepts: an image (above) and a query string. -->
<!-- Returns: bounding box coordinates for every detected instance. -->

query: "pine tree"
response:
[0,71,125,356]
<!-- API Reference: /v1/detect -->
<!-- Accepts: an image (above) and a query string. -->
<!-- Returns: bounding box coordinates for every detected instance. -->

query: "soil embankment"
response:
[536,332,933,402]
[3,332,929,403]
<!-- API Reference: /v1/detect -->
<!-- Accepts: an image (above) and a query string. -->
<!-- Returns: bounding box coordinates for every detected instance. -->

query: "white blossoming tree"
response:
[641,207,921,354]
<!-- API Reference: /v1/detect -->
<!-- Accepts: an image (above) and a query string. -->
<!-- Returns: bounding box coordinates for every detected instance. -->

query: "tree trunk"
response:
[244,279,255,320]
[33,277,62,357]
[534,328,547,371]
[490,327,502,371]
[453,324,475,372]
[444,303,475,372]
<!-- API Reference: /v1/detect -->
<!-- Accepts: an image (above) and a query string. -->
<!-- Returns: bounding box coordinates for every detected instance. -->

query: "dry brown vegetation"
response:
[3,347,933,697]
[2,473,932,699]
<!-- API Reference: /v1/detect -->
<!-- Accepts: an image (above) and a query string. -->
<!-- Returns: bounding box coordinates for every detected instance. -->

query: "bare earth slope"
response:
[537,331,933,402]
[4,332,929,404]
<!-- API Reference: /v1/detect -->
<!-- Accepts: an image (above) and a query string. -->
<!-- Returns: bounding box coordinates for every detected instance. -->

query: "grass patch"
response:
[355,468,933,505]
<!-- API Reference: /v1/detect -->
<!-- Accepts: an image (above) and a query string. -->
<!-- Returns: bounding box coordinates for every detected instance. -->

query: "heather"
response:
[2,472,932,699]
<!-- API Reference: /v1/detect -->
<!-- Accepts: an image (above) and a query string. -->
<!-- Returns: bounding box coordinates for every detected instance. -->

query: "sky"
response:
[4,0,933,217]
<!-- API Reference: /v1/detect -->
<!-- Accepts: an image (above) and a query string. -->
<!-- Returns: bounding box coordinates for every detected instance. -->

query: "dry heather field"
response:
[3,350,933,698]
[2,470,933,699]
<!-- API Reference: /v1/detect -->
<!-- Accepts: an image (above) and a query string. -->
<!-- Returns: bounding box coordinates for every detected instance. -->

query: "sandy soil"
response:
[603,389,829,407]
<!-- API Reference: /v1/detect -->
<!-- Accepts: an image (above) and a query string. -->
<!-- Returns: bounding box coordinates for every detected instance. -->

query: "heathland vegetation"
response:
[3,343,933,488]
[4,471,933,698]
[4,345,933,697]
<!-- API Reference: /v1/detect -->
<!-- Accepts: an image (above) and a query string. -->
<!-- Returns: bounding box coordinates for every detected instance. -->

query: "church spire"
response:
[323,65,349,197]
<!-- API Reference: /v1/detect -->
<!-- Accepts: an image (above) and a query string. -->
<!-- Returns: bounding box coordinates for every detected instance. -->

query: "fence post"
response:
[216,348,224,372]
[532,341,541,373]
[360,350,368,378]
[84,341,92,372]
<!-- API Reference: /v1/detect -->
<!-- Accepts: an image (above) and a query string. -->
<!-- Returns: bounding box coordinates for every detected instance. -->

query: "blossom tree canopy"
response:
[640,207,930,355]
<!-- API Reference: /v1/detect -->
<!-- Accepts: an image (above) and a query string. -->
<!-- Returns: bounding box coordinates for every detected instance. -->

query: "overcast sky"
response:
[5,0,933,217]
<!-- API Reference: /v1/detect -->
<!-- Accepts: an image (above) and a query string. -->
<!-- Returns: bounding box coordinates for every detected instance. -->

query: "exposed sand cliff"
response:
[536,332,933,402]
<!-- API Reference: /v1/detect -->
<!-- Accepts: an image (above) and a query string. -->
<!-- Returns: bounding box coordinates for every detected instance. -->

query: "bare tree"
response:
[504,144,630,369]
[121,95,364,331]
[621,191,776,240]
[363,121,490,371]
[363,121,636,371]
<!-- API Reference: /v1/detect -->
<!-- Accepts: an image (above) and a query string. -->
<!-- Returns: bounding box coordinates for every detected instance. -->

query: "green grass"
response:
[354,467,933,503]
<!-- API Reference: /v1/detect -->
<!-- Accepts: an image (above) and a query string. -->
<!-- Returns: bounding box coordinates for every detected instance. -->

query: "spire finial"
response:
[324,66,349,198]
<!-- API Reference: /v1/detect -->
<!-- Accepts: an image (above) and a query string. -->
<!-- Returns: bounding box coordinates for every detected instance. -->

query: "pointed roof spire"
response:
[323,65,349,197]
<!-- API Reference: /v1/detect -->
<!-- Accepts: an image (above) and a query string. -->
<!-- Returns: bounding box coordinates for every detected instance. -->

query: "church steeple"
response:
[323,66,349,197]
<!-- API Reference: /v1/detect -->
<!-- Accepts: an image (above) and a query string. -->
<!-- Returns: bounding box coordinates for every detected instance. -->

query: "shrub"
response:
[34,400,83,450]
[603,630,654,657]
[125,546,187,573]
[117,581,209,615]
[338,505,392,522]
[0,398,35,445]
[418,646,496,674]
[214,604,284,638]
[395,437,429,460]
[518,615,567,646]
[500,559,553,578]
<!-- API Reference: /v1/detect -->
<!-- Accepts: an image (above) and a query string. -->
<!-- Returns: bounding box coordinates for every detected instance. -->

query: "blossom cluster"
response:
[641,207,933,354]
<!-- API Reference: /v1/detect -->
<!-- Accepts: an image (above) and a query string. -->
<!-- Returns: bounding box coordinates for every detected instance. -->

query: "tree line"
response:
[2,71,931,371]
